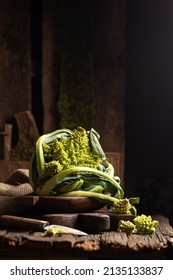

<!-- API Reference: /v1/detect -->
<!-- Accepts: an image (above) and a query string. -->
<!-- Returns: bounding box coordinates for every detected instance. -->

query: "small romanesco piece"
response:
[117,215,159,235]
[43,126,101,177]
[44,227,66,237]
[133,214,159,235]
[117,220,137,235]
[42,143,53,161]
[45,160,63,177]
[112,198,132,214]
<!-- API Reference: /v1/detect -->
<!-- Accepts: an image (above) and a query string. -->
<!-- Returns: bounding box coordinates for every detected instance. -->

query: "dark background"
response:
[125,0,173,193]
[0,0,173,222]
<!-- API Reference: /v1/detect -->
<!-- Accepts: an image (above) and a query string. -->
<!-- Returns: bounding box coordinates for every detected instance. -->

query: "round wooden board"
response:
[37,196,105,213]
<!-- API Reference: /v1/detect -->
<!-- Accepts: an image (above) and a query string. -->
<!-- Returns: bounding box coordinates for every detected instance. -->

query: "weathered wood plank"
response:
[90,0,126,154]
[0,215,173,259]
[42,213,79,229]
[0,195,38,216]
[42,0,60,133]
[78,213,110,233]
[99,231,128,248]
[0,0,31,130]
[10,111,39,161]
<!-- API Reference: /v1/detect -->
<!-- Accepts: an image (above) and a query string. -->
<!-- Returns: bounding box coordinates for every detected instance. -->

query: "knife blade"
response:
[44,224,88,236]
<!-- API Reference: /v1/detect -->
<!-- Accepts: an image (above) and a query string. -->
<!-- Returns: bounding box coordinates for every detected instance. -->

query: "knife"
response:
[44,224,88,236]
[0,215,88,235]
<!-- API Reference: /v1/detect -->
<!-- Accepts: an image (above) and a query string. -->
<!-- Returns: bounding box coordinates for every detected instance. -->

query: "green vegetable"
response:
[133,214,159,235]
[53,179,84,194]
[36,126,105,178]
[83,185,104,193]
[29,126,140,213]
[117,214,159,235]
[37,166,124,197]
[117,220,137,235]
[35,128,72,178]
[44,227,66,237]
[89,128,106,160]
[111,198,136,214]
[30,127,123,194]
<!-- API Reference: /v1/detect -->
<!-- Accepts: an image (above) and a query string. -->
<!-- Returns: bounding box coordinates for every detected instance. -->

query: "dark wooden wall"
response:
[0,0,126,182]
[42,0,126,155]
[0,0,31,129]
[90,0,126,154]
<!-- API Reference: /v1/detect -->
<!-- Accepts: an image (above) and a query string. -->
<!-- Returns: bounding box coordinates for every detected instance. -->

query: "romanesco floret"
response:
[43,126,101,176]
[52,140,71,169]
[42,143,53,161]
[133,214,159,235]
[117,220,137,235]
[45,160,63,177]
[44,227,66,237]
[117,215,159,235]
[112,198,132,214]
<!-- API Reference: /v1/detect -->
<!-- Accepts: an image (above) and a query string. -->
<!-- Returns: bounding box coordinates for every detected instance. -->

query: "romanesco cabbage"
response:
[112,198,132,214]
[133,214,159,235]
[117,220,137,235]
[29,126,128,202]
[43,126,101,177]
[117,214,159,235]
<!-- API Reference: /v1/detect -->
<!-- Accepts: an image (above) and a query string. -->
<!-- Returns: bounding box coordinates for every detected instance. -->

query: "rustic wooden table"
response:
[0,215,173,260]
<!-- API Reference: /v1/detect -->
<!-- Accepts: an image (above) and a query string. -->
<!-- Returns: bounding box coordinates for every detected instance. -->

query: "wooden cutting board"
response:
[41,212,135,233]
[0,195,134,233]
[0,195,104,215]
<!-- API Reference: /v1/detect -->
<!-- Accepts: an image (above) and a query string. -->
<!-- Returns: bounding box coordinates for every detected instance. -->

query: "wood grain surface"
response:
[0,215,172,259]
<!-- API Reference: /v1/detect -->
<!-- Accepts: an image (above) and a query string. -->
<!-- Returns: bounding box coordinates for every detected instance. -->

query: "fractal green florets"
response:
[44,160,63,177]
[112,198,133,214]
[117,220,137,235]
[44,227,66,237]
[133,214,159,235]
[43,126,101,177]
[117,214,159,235]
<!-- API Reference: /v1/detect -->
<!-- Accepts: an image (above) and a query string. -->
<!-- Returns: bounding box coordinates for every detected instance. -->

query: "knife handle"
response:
[0,215,49,231]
